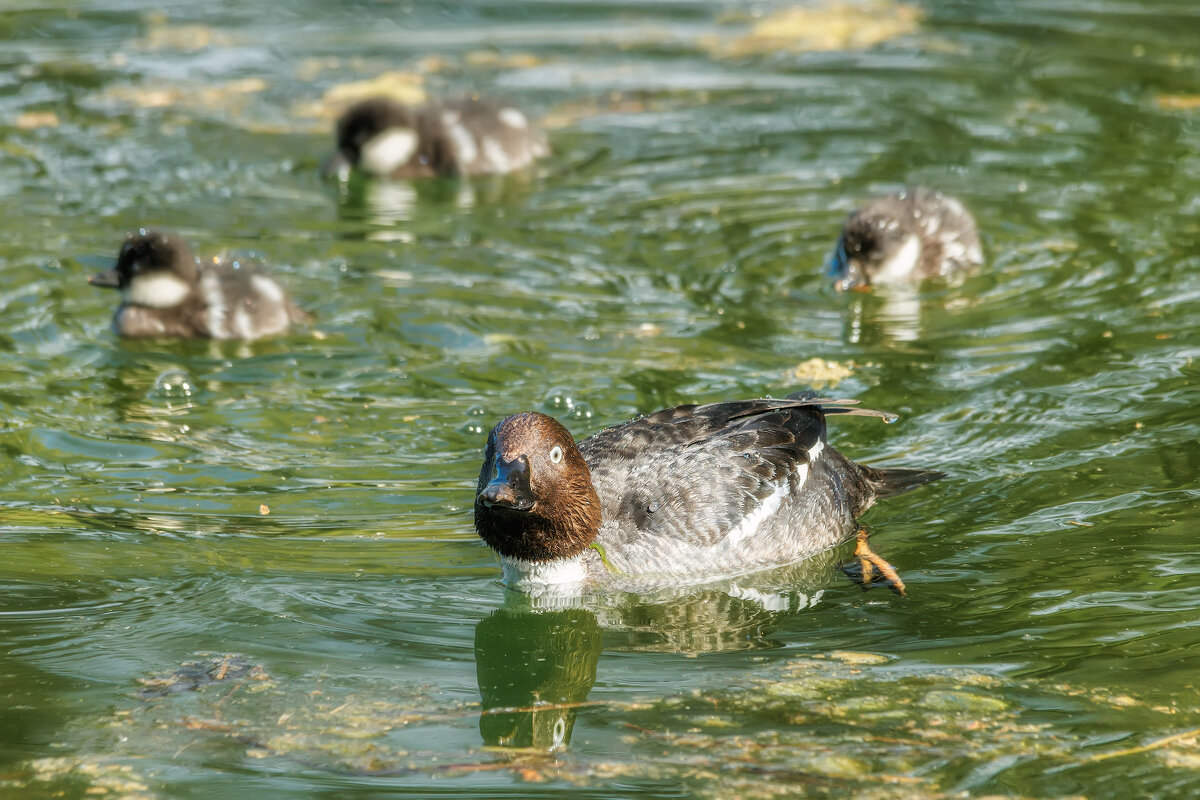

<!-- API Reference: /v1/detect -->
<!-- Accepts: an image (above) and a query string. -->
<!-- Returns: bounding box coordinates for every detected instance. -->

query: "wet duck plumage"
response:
[474,394,943,593]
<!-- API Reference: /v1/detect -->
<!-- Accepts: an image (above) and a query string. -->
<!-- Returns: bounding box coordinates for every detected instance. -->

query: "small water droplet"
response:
[467,405,487,417]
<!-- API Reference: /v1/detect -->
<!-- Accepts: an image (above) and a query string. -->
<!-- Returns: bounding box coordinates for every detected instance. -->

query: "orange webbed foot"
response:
[842,528,907,597]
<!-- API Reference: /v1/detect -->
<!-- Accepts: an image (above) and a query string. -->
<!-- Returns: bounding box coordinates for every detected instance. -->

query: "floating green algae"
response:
[6,651,1198,798]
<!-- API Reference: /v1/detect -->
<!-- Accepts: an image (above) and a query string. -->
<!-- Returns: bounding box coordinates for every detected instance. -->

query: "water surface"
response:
[2,1,1199,797]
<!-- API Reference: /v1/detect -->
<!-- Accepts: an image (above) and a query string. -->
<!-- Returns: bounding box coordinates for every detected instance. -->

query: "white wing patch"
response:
[233,308,253,339]
[359,127,418,176]
[498,108,528,129]
[201,272,227,338]
[873,233,922,284]
[965,238,984,264]
[251,275,284,304]
[725,477,791,548]
[124,272,191,308]
[725,439,823,548]
[447,123,478,167]
[481,136,511,173]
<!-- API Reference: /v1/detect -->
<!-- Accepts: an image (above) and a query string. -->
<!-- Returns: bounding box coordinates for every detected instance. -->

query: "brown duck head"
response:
[474,412,602,563]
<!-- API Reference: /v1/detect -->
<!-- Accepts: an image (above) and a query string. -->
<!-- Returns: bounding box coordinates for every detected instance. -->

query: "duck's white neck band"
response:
[499,554,587,592]
[359,127,418,176]
[873,233,922,284]
[125,272,191,308]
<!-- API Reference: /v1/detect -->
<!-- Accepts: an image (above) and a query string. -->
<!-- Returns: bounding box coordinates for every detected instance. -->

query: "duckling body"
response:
[828,188,983,290]
[90,231,308,340]
[324,97,549,180]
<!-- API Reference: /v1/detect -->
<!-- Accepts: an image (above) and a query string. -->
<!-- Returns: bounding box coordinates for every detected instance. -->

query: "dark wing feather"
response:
[579,398,873,549]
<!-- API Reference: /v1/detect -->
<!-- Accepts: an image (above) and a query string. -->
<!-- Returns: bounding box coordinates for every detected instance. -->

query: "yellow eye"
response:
[549,445,563,464]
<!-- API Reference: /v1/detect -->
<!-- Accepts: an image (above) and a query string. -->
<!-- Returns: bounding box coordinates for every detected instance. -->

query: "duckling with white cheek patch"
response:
[89,230,310,340]
[322,96,549,180]
[474,394,944,595]
[827,188,983,291]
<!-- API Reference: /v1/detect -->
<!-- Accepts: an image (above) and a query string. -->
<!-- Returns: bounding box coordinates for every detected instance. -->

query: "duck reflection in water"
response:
[474,548,845,752]
[475,599,601,752]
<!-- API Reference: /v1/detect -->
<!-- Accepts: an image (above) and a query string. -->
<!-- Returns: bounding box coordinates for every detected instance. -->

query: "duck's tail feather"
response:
[784,390,943,497]
[784,391,900,423]
[859,464,946,499]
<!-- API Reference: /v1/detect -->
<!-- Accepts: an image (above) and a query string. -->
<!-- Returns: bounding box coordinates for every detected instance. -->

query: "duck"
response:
[473,393,943,594]
[89,230,309,340]
[321,96,549,180]
[826,188,983,291]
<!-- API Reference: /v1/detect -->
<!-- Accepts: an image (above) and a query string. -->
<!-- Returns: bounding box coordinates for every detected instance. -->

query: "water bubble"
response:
[462,406,489,435]
[151,370,194,399]
[544,389,595,420]
[565,401,594,421]
[543,388,576,412]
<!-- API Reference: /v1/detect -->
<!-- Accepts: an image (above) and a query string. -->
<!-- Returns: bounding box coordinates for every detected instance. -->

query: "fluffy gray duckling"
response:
[89,230,308,340]
[827,188,983,291]
[322,96,549,180]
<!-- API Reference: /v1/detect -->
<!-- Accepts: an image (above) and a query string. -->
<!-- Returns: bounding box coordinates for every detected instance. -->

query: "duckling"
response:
[827,188,983,291]
[322,96,549,180]
[89,230,308,340]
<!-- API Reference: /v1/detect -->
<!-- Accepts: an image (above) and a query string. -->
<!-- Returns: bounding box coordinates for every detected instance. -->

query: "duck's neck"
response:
[499,554,588,593]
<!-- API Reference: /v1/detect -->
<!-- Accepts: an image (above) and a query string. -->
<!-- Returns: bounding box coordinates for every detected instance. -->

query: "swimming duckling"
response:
[323,96,549,180]
[827,188,983,291]
[89,230,309,340]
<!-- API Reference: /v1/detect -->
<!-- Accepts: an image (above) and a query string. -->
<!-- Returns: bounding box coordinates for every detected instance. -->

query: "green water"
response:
[2,1,1199,797]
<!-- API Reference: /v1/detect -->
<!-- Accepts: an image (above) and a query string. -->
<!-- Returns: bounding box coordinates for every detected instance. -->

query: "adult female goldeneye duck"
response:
[321,96,549,180]
[89,230,310,340]
[474,395,943,594]
[827,188,983,291]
